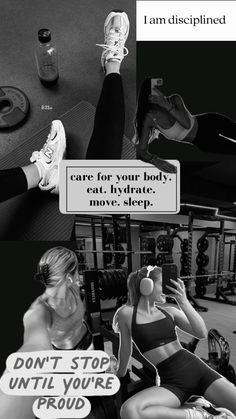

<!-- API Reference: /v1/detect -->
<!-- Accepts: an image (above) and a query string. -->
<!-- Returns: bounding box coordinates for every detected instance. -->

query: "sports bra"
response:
[131,306,177,353]
[155,111,195,142]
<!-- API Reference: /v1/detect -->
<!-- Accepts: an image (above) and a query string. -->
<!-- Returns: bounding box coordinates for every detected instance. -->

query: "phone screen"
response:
[151,78,163,95]
[162,263,178,295]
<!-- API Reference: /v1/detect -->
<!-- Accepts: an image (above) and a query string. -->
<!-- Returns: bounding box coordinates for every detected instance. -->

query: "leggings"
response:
[0,73,124,203]
[193,113,236,154]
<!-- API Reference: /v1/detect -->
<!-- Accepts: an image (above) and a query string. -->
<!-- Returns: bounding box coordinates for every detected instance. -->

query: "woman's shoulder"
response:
[23,296,50,324]
[160,304,179,320]
[113,304,133,333]
[119,304,133,315]
[114,304,133,324]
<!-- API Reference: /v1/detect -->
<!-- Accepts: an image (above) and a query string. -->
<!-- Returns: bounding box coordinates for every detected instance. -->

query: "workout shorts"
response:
[157,349,222,404]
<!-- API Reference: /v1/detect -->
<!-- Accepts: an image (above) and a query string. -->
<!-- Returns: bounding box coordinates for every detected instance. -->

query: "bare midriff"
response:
[143,339,183,366]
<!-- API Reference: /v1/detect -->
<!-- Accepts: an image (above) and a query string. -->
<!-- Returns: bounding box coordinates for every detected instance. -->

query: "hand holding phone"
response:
[162,263,178,295]
[149,79,172,111]
[162,264,188,305]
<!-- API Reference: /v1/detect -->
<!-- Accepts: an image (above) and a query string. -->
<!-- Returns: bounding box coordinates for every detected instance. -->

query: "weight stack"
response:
[195,237,209,298]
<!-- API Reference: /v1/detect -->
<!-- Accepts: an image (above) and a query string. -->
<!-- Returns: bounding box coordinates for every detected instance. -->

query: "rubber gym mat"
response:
[0,101,134,240]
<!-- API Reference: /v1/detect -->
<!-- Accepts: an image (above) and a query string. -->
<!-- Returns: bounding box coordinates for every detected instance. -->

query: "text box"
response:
[137,1,236,41]
[59,160,180,214]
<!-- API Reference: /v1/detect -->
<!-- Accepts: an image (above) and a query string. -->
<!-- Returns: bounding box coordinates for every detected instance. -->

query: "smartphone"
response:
[162,263,178,295]
[151,78,163,95]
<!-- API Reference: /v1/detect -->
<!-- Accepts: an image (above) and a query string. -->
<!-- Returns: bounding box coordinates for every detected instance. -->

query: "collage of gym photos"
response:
[1,1,236,419]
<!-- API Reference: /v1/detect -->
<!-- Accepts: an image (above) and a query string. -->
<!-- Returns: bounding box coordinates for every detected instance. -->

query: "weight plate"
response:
[0,86,30,128]
[196,253,209,268]
[141,238,149,251]
[197,238,209,252]
[156,235,174,252]
[156,253,165,266]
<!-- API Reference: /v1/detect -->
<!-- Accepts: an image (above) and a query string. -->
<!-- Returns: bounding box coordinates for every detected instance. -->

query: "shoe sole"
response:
[51,120,66,162]
[101,11,130,70]
[39,120,66,194]
[50,120,66,194]
[104,11,130,42]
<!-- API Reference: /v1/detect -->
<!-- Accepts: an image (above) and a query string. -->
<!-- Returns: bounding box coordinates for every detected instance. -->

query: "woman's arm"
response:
[22,303,52,350]
[114,306,133,378]
[166,278,208,339]
[136,114,177,174]
[149,89,191,129]
[168,94,191,129]
[0,304,51,419]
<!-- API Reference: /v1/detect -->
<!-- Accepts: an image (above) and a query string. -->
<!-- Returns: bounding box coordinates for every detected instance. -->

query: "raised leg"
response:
[204,377,236,415]
[120,386,184,419]
[85,73,125,159]
[86,11,129,159]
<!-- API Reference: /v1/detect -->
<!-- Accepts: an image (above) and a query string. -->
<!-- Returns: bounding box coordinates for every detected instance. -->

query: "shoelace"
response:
[31,142,54,164]
[96,29,129,56]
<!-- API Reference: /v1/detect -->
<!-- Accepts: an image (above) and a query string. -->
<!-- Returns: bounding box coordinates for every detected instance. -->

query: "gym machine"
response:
[193,221,236,305]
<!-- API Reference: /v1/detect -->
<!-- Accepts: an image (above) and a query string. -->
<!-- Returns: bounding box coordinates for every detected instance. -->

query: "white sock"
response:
[34,162,42,181]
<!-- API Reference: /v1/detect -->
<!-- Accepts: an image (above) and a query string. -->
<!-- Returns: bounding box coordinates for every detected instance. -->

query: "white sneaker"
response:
[185,396,236,419]
[194,406,235,419]
[96,10,129,70]
[216,408,236,419]
[30,120,66,195]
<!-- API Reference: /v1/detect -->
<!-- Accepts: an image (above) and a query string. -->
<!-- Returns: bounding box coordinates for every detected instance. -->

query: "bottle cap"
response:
[38,29,51,43]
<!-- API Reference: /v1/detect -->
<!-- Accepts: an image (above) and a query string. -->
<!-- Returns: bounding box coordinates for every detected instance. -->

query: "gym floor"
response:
[0,0,135,158]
